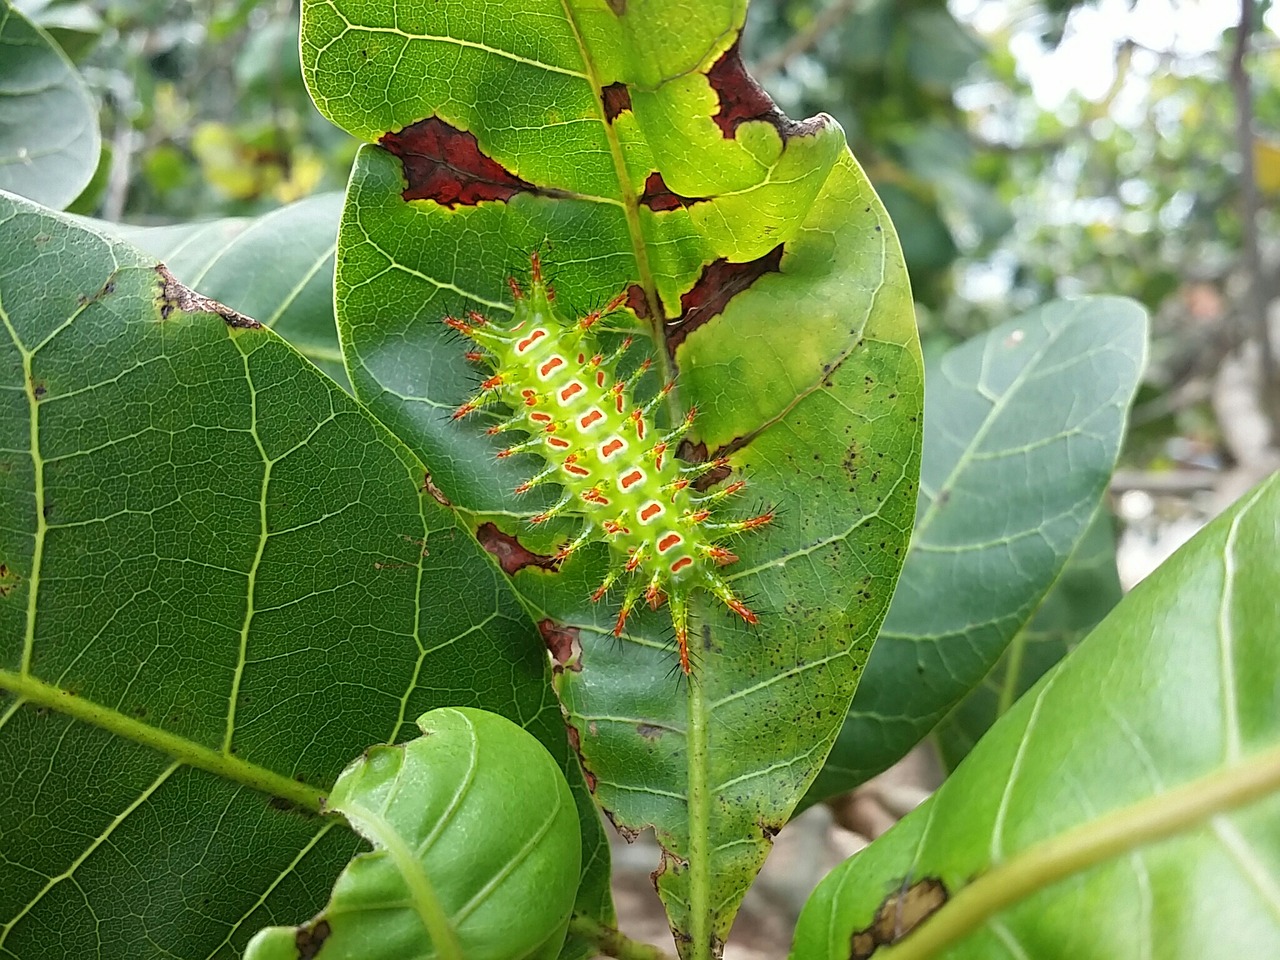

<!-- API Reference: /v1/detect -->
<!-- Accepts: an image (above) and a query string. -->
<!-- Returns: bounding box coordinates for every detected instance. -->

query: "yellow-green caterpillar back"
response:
[449,254,770,673]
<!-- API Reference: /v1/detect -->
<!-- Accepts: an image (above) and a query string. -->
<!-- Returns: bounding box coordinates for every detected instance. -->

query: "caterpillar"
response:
[448,254,771,674]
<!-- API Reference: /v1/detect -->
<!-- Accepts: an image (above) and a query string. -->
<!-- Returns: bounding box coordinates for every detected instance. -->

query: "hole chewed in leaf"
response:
[601,82,632,123]
[665,245,784,355]
[156,265,259,328]
[707,39,831,141]
[639,171,708,212]
[675,439,733,490]
[295,919,331,960]
[538,618,582,672]
[849,878,949,960]
[565,723,598,792]
[420,471,452,507]
[476,522,561,575]
[625,283,651,320]
[380,116,566,207]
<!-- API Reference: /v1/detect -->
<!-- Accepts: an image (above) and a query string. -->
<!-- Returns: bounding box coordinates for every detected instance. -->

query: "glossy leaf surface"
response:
[247,707,581,960]
[792,472,1280,960]
[300,1,922,953]
[0,192,605,958]
[933,507,1122,769]
[810,298,1147,800]
[0,0,99,208]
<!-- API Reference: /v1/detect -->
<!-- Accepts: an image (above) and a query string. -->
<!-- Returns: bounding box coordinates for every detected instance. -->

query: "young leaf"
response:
[246,707,582,960]
[0,191,606,958]
[808,298,1147,802]
[791,473,1280,960]
[300,1,922,954]
[0,0,100,208]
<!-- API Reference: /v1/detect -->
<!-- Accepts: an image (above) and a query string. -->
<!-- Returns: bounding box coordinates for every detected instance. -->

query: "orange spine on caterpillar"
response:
[449,254,771,674]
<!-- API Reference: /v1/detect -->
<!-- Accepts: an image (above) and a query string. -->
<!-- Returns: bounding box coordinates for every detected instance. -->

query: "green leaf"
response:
[0,0,100,208]
[107,193,349,389]
[933,506,1123,770]
[809,298,1147,801]
[300,1,922,954]
[246,707,581,960]
[0,191,607,958]
[791,473,1280,960]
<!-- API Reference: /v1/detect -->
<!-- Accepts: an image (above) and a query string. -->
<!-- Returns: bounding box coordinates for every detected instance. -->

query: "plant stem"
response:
[877,742,1280,960]
[686,671,713,959]
[567,914,675,960]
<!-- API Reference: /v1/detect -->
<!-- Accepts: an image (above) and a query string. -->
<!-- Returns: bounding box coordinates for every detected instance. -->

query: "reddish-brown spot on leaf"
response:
[538,618,582,672]
[476,522,561,575]
[0,563,19,599]
[625,283,651,320]
[601,82,632,123]
[849,878,949,960]
[639,171,708,212]
[380,116,545,207]
[707,39,830,141]
[296,920,331,960]
[156,265,259,328]
[665,245,784,354]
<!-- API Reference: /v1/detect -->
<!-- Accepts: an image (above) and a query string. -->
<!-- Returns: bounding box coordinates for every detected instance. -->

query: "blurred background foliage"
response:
[13,0,1279,482]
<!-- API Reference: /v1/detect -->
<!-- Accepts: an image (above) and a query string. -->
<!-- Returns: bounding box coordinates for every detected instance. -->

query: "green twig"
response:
[568,914,675,960]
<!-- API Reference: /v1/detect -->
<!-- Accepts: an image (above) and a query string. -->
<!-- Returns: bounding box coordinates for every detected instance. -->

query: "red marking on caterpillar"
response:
[448,255,771,673]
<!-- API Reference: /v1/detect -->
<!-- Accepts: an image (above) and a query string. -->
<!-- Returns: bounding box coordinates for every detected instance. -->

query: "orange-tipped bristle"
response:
[605,292,627,313]
[480,374,502,391]
[444,316,471,334]
[727,598,757,624]
[530,513,550,524]
[530,251,542,283]
[514,482,531,494]
[465,351,484,362]
[613,607,630,637]
[507,276,523,299]
[724,480,746,496]
[708,546,738,565]
[743,512,773,530]
[467,310,488,326]
[689,509,711,523]
[645,584,665,609]
[451,403,476,420]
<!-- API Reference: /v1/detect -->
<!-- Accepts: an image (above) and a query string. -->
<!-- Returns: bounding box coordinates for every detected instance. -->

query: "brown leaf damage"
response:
[665,245,784,354]
[601,81,632,123]
[849,878,949,959]
[639,171,708,212]
[156,265,259,328]
[380,116,563,207]
[707,39,831,141]
[538,618,582,672]
[475,522,561,575]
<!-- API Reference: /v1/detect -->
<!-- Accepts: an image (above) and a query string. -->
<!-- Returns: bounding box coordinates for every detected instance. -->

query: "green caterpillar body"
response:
[449,255,770,673]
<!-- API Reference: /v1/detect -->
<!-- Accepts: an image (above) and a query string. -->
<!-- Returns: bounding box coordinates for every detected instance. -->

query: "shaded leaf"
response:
[108,193,348,389]
[300,1,922,953]
[933,506,1122,770]
[809,298,1147,802]
[247,707,581,960]
[791,473,1280,960]
[0,0,99,208]
[0,191,605,958]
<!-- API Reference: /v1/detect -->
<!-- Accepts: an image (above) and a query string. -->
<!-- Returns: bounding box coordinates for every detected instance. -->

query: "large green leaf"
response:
[0,191,607,958]
[809,299,1147,801]
[301,1,922,954]
[107,193,347,389]
[0,0,99,208]
[933,506,1122,770]
[791,472,1280,959]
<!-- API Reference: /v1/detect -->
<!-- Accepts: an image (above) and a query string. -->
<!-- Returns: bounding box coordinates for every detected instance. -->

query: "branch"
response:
[1229,0,1280,433]
[753,0,861,81]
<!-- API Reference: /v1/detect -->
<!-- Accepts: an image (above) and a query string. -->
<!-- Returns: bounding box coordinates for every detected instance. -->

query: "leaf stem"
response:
[686,673,713,959]
[0,669,327,813]
[567,914,675,960]
[878,742,1280,960]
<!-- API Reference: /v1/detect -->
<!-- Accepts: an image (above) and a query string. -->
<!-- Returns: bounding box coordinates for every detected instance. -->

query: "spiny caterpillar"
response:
[448,254,771,674]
